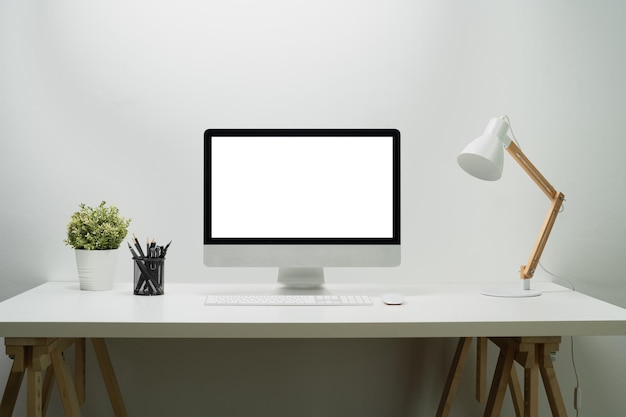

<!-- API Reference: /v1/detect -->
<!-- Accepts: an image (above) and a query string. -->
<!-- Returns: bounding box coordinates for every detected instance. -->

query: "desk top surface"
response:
[1,281,625,338]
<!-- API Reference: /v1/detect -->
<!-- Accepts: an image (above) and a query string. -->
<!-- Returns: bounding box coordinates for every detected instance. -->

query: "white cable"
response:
[571,336,581,416]
[503,115,521,147]
[539,262,575,291]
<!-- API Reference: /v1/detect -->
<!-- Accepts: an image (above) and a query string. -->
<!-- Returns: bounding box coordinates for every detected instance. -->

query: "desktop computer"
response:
[204,128,401,296]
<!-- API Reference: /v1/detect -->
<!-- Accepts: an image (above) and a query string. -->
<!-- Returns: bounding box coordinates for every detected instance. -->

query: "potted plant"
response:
[65,201,131,290]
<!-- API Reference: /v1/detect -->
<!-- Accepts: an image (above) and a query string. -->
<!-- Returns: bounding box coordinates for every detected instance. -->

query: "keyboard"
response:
[204,294,373,306]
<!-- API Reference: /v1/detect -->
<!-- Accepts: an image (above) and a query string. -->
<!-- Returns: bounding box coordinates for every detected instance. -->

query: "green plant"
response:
[65,201,131,250]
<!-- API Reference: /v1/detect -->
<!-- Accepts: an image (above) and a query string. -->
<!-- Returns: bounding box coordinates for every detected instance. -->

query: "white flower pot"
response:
[75,249,119,291]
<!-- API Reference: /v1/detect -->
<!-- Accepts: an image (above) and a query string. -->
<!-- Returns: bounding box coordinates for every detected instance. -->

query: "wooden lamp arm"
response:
[505,141,565,279]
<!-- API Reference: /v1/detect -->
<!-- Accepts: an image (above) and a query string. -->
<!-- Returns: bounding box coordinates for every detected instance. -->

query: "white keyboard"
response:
[204,294,373,306]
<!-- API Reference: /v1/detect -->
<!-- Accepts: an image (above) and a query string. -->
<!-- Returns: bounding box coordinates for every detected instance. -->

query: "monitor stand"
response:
[277,267,325,289]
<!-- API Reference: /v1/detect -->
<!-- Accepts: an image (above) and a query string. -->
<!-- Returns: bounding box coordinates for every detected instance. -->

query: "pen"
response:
[133,234,145,258]
[162,240,172,257]
[127,242,139,259]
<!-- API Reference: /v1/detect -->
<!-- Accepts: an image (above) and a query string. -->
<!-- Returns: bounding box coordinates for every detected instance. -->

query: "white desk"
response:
[1,281,626,417]
[0,281,625,338]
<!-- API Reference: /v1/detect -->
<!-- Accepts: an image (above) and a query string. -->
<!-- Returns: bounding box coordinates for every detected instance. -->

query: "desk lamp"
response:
[458,116,565,297]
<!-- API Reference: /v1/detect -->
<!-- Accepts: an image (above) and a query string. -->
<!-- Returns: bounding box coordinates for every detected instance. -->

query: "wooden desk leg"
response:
[41,367,55,417]
[524,365,539,417]
[0,348,26,417]
[539,345,567,417]
[476,337,488,403]
[508,364,523,417]
[49,344,82,417]
[436,337,473,417]
[0,369,24,417]
[26,364,43,417]
[31,338,83,416]
[439,337,566,417]
[484,341,516,417]
[74,339,86,405]
[28,343,55,417]
[3,338,125,417]
[91,339,128,417]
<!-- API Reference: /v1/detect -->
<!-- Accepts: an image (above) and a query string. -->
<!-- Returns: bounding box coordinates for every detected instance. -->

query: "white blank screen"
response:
[210,136,394,239]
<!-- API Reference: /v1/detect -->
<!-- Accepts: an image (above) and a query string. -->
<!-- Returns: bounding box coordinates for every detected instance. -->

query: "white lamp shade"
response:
[457,117,511,181]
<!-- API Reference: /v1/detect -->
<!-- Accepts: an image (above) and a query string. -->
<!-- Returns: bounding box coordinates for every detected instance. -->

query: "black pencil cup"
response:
[133,258,165,295]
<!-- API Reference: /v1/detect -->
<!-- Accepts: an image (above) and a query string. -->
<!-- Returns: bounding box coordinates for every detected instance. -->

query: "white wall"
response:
[1,1,625,416]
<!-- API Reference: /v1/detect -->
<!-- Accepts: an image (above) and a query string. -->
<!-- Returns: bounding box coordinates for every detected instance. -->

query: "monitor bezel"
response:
[204,128,400,246]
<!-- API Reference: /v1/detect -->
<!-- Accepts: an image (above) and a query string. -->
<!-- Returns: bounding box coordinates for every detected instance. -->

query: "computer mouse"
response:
[381,293,405,305]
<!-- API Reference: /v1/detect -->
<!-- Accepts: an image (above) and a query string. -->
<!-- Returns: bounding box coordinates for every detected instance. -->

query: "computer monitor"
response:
[204,128,401,288]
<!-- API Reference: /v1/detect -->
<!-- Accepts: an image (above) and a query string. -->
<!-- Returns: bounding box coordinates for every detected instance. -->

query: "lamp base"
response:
[480,287,541,298]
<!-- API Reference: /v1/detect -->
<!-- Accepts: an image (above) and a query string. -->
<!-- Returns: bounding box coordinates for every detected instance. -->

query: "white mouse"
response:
[381,293,405,305]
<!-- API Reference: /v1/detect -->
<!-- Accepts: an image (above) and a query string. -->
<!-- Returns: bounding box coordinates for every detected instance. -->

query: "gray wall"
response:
[1,1,625,416]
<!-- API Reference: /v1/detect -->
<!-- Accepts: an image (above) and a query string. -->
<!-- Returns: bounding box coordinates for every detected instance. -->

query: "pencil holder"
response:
[133,258,165,295]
